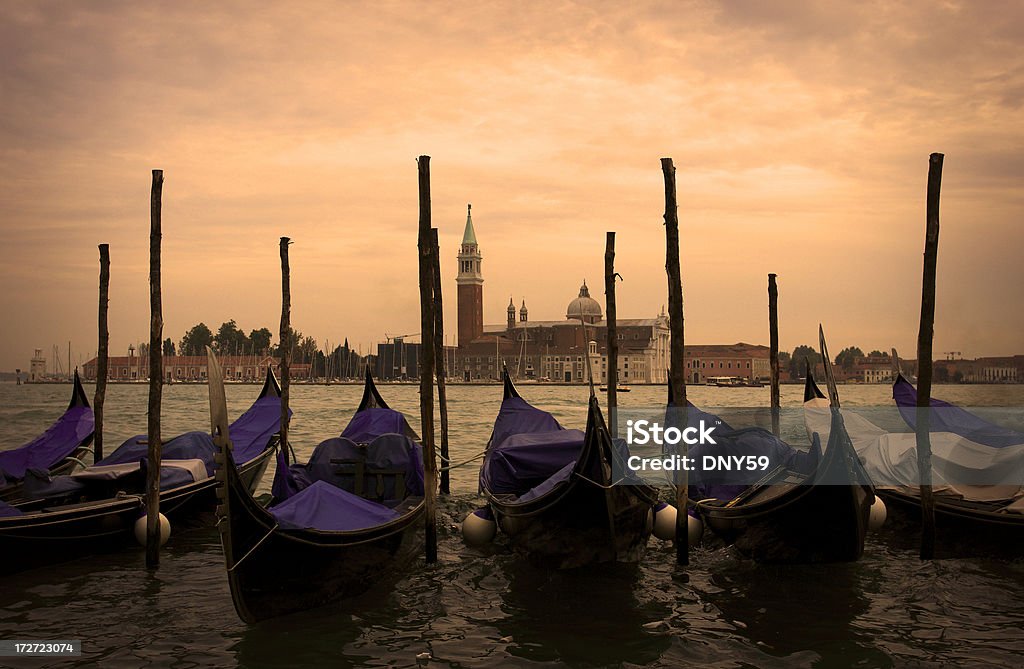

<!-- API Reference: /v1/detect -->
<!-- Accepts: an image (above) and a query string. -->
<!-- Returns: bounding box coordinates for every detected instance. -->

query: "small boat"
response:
[692,330,875,563]
[598,384,631,393]
[0,370,94,502]
[805,360,1024,555]
[477,369,659,568]
[0,369,282,573]
[215,365,425,623]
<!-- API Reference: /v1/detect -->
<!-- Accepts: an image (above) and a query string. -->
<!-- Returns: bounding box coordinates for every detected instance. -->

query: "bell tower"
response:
[457,204,484,346]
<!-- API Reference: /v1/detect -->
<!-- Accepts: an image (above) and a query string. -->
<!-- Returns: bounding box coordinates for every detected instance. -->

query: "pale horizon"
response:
[2,1,1023,372]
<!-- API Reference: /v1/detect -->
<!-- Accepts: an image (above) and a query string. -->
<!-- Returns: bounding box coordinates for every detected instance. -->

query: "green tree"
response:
[249,328,273,354]
[214,320,249,355]
[835,346,865,371]
[868,350,888,358]
[790,345,821,378]
[163,338,176,357]
[180,323,214,356]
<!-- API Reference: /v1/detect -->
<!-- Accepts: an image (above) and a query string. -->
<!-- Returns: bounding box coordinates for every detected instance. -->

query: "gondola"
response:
[692,329,875,563]
[0,368,282,573]
[0,370,94,503]
[477,369,659,569]
[805,364,1024,554]
[215,364,425,624]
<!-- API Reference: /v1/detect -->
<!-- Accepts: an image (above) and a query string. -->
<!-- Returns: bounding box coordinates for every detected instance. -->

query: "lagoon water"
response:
[1,382,1023,668]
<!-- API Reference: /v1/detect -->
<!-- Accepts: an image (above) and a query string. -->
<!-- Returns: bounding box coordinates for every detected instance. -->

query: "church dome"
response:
[566,281,603,323]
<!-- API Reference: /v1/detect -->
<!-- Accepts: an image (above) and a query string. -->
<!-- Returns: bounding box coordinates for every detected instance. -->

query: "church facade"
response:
[451,206,671,383]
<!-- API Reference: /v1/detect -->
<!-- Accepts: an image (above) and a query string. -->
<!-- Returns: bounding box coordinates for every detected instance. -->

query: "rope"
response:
[227,522,279,572]
[572,471,626,490]
[438,450,487,472]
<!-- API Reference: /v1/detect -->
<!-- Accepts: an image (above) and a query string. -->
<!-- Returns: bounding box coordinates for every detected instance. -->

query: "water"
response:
[2,382,1024,668]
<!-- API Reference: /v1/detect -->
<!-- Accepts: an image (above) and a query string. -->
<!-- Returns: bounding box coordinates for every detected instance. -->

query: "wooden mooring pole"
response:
[430,228,451,495]
[417,156,439,563]
[768,273,780,437]
[605,232,619,437]
[145,170,164,569]
[279,237,292,463]
[95,244,110,462]
[662,157,688,567]
[916,152,943,560]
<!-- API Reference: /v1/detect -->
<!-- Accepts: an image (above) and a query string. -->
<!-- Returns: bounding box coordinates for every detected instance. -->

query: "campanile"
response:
[456,204,484,346]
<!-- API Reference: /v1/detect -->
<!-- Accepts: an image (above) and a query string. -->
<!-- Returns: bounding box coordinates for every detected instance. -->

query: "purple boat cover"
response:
[0,499,23,517]
[99,431,219,474]
[0,406,93,481]
[489,397,565,451]
[341,407,408,443]
[481,429,585,496]
[270,480,400,531]
[893,376,1024,448]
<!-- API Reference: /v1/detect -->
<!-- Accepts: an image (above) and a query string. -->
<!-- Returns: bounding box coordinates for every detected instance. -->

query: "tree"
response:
[163,338,176,357]
[214,319,249,356]
[778,351,792,374]
[835,346,865,371]
[868,350,888,358]
[249,328,273,354]
[180,322,214,356]
[790,345,820,378]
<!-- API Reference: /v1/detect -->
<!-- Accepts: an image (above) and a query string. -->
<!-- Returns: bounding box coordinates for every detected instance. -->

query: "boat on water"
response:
[215,365,425,624]
[706,376,763,388]
[598,384,631,393]
[476,369,659,569]
[0,368,282,574]
[685,362,875,563]
[0,370,94,503]
[804,365,1024,555]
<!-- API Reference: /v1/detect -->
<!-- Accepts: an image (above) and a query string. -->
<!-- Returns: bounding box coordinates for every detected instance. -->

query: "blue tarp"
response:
[893,376,1024,448]
[0,406,93,481]
[270,480,400,531]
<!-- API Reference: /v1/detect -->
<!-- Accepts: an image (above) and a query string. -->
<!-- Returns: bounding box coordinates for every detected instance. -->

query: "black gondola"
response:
[478,370,659,569]
[0,369,282,574]
[804,366,1024,556]
[692,330,875,563]
[215,366,425,624]
[0,370,94,503]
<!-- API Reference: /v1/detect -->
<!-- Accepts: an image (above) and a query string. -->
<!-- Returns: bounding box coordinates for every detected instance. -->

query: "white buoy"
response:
[462,508,496,546]
[868,496,887,531]
[652,502,676,541]
[687,513,704,547]
[134,513,171,547]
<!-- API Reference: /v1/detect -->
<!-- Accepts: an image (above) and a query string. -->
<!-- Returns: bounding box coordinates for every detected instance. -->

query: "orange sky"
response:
[1,1,1022,371]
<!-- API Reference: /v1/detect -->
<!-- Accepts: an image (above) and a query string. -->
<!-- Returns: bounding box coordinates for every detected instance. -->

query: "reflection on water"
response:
[1,383,1024,667]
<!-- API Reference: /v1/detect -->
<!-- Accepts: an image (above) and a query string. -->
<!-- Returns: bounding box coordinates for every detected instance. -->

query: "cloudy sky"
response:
[1,1,1022,372]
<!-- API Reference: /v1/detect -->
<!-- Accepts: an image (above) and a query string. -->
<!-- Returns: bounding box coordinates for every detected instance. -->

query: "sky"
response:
[1,0,1022,372]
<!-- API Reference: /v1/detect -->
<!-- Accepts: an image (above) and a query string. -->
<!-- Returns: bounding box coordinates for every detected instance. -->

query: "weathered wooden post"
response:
[145,170,164,569]
[605,232,619,437]
[95,244,110,462]
[279,237,292,463]
[662,157,688,567]
[768,273,780,437]
[430,228,451,495]
[916,152,943,560]
[417,156,439,562]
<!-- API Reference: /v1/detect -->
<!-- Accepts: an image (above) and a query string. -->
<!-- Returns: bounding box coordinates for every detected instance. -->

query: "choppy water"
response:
[2,382,1023,668]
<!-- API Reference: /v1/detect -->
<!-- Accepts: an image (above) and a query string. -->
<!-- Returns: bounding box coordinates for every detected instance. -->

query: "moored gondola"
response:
[804,365,1024,555]
[477,369,659,569]
[215,364,425,624]
[0,370,95,503]
[692,330,875,563]
[0,368,282,573]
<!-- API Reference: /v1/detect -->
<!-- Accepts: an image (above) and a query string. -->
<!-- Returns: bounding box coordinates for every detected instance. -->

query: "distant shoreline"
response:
[4,379,1021,387]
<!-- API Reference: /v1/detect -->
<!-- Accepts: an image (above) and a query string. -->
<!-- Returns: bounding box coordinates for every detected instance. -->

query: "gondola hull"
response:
[491,482,655,569]
[0,443,274,573]
[217,447,424,624]
[699,472,872,563]
[876,488,1024,557]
